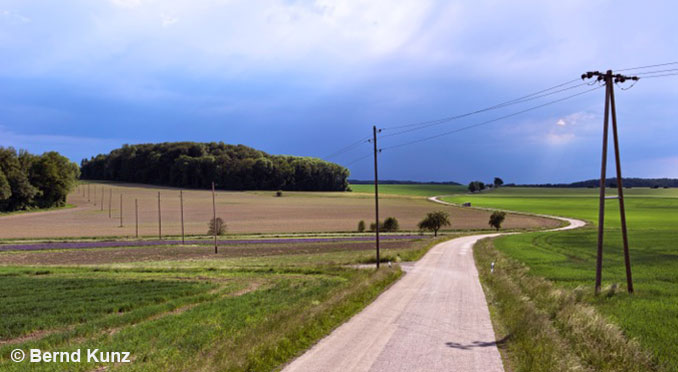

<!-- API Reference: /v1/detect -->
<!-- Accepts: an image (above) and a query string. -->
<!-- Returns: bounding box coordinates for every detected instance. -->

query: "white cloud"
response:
[0,9,30,23]
[109,0,144,9]
[160,13,178,27]
[556,119,566,126]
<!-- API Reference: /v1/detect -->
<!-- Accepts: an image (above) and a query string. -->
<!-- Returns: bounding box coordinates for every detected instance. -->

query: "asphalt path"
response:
[283,198,585,372]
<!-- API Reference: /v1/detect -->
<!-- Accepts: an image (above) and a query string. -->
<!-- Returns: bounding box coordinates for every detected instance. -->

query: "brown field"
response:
[0,239,423,266]
[0,182,559,239]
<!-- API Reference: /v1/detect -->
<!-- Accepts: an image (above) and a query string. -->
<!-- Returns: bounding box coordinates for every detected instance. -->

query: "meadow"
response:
[444,187,678,371]
[0,236,454,371]
[0,182,554,239]
[349,183,466,197]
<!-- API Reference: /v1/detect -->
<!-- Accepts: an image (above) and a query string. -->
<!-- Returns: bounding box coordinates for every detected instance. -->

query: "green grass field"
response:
[0,237,447,371]
[443,187,678,371]
[350,183,466,197]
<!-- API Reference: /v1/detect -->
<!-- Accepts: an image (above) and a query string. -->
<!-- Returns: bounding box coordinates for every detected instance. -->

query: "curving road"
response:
[282,197,585,372]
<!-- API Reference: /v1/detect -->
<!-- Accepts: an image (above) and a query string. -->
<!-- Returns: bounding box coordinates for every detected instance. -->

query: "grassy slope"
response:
[444,187,678,370]
[0,265,401,371]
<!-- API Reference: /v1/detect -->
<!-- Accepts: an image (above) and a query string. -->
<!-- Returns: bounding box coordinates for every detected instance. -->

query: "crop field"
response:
[0,182,556,239]
[0,235,451,371]
[0,183,562,371]
[444,187,678,370]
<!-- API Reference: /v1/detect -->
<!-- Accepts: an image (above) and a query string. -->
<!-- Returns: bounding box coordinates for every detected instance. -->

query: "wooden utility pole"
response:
[135,198,139,238]
[93,186,97,206]
[582,70,637,294]
[157,192,162,240]
[180,190,185,245]
[212,182,217,254]
[372,125,381,269]
[108,189,112,218]
[87,184,90,202]
[119,194,123,228]
[100,187,104,211]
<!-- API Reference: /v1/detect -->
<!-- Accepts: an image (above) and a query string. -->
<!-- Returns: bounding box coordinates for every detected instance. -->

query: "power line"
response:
[634,68,678,76]
[344,153,373,166]
[639,72,678,79]
[615,61,678,72]
[380,82,591,139]
[381,85,603,152]
[382,78,582,131]
[323,136,370,160]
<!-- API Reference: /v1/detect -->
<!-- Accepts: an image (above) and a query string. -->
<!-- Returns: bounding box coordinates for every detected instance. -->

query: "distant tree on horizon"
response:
[494,177,504,188]
[468,181,486,193]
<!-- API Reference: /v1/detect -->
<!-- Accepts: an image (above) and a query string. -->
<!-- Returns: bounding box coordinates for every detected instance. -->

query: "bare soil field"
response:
[0,239,421,266]
[0,182,559,239]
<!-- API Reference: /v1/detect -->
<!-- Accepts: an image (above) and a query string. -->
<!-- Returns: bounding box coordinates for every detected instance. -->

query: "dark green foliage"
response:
[276,190,283,197]
[417,211,451,236]
[0,147,78,212]
[80,142,349,191]
[488,211,506,231]
[208,217,227,235]
[357,220,366,232]
[383,217,400,232]
[370,218,399,232]
[494,177,504,187]
[468,180,486,193]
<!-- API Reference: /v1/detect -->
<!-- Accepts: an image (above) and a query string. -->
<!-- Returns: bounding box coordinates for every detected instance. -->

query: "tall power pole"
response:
[371,126,381,269]
[582,70,637,294]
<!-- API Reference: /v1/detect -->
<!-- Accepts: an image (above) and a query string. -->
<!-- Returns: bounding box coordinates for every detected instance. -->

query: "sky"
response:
[0,0,677,184]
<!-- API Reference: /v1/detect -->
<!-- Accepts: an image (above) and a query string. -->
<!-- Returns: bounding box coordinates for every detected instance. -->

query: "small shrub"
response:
[369,221,383,232]
[383,217,399,232]
[489,211,506,231]
[208,217,227,236]
[276,190,283,197]
[357,220,366,232]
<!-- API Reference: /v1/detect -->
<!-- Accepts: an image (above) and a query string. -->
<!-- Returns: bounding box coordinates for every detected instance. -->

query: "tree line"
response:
[80,142,350,191]
[0,147,80,212]
[506,177,678,188]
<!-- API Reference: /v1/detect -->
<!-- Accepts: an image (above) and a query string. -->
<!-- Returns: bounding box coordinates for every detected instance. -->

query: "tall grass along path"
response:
[282,197,585,372]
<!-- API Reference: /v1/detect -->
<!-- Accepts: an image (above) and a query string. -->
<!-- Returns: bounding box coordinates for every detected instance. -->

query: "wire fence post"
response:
[135,198,139,238]
[157,192,162,240]
[212,182,217,254]
[108,189,112,218]
[119,194,123,228]
[180,190,185,245]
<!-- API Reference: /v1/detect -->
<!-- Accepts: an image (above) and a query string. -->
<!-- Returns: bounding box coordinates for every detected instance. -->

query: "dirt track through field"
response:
[282,199,585,372]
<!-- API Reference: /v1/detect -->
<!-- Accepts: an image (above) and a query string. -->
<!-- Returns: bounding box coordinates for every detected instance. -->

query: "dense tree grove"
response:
[0,147,80,212]
[80,142,350,191]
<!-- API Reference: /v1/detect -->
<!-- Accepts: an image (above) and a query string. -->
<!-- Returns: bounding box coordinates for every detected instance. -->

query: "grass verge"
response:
[474,237,665,372]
